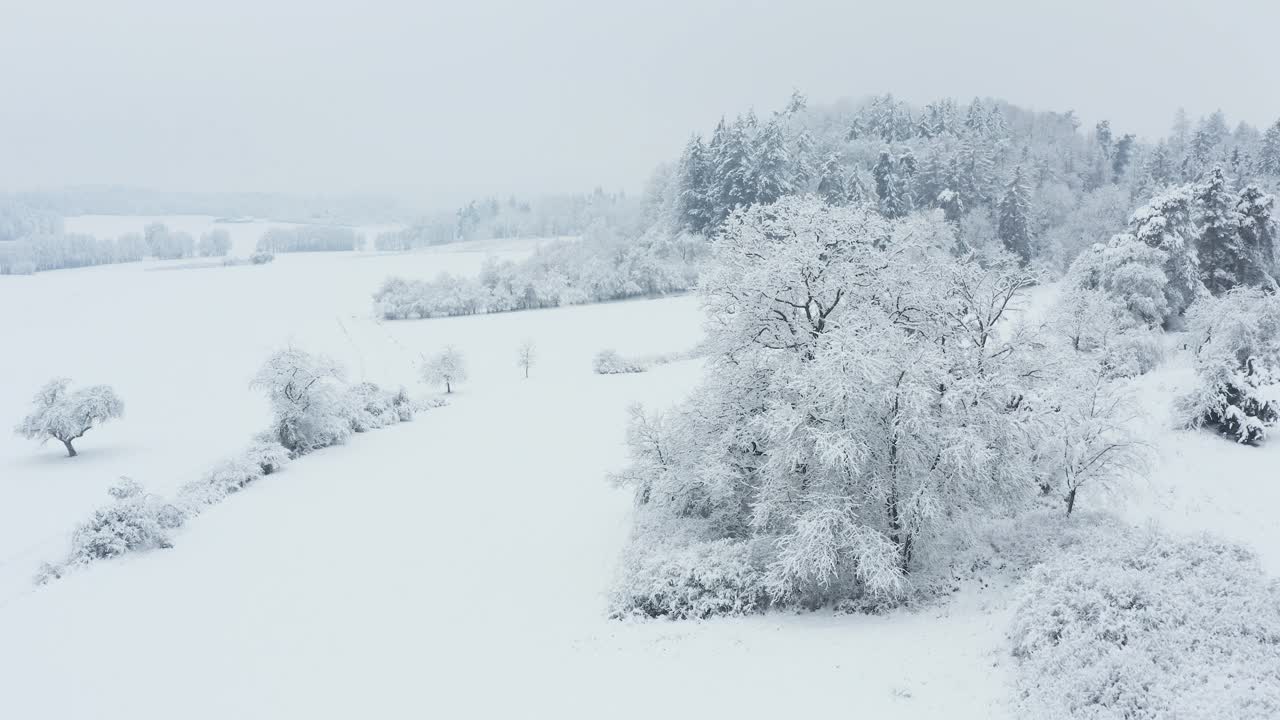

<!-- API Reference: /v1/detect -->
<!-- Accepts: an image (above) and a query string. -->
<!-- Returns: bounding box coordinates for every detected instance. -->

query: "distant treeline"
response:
[374,189,641,251]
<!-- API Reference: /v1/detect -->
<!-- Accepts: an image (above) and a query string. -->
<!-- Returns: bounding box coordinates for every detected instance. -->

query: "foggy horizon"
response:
[3,0,1277,205]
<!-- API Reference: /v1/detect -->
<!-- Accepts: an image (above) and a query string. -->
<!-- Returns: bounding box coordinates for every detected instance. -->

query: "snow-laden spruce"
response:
[15,379,124,457]
[1178,288,1280,444]
[609,197,1136,616]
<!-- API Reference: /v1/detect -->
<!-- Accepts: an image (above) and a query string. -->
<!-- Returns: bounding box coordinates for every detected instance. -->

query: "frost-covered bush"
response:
[1177,288,1280,444]
[244,435,290,475]
[249,250,275,265]
[1011,533,1280,719]
[421,347,467,393]
[345,382,414,431]
[251,348,352,454]
[610,512,767,619]
[60,479,185,570]
[592,349,647,375]
[177,436,290,511]
[14,378,124,457]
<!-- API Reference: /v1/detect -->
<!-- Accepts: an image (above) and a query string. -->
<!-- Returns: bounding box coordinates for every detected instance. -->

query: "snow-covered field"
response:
[1,218,1278,718]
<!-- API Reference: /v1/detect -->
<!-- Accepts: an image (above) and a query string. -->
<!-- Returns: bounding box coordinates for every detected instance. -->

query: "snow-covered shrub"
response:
[61,479,185,569]
[421,347,467,393]
[1011,532,1280,719]
[611,531,766,620]
[592,349,647,374]
[249,250,274,265]
[14,378,124,457]
[1177,288,1280,444]
[244,435,290,475]
[611,199,1061,612]
[1048,285,1163,378]
[344,382,412,431]
[251,348,352,454]
[107,476,145,500]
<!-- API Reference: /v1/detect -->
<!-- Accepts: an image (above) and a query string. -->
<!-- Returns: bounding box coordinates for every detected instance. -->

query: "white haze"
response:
[0,0,1276,205]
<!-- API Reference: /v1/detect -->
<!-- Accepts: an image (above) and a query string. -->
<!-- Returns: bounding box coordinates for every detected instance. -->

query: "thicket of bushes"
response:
[1011,532,1280,719]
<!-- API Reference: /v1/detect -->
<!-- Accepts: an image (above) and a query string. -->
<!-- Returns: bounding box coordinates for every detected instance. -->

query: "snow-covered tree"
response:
[517,339,536,379]
[997,165,1033,265]
[750,119,793,205]
[816,154,851,206]
[1040,368,1148,515]
[1194,167,1245,294]
[422,346,467,393]
[1128,187,1203,320]
[15,379,124,457]
[675,135,714,234]
[613,197,1054,613]
[197,229,232,257]
[1235,185,1278,289]
[1065,234,1171,327]
[251,348,352,454]
[1259,119,1280,176]
[873,149,907,218]
[1178,288,1280,444]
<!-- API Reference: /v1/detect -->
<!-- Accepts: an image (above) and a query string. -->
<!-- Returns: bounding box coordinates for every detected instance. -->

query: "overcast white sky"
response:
[2,0,1277,206]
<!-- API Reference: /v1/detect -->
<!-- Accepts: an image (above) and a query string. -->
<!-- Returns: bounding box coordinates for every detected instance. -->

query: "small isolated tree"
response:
[422,346,467,393]
[15,379,124,457]
[517,339,536,378]
[1041,367,1149,515]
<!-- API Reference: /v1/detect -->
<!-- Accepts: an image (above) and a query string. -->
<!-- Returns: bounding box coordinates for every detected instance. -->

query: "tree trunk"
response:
[524,366,529,379]
[62,439,77,457]
[446,381,452,394]
[1065,486,1077,516]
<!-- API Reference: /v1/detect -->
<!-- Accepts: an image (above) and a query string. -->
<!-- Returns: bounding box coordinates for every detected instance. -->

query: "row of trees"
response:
[0,224,234,274]
[256,226,364,253]
[374,222,700,319]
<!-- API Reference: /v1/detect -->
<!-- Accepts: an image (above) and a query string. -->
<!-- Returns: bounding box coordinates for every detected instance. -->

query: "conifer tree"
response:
[816,153,850,206]
[1259,119,1280,176]
[1129,187,1203,318]
[1194,167,1245,295]
[1235,185,1279,288]
[675,135,714,234]
[997,165,1033,265]
[751,119,793,205]
[874,150,907,219]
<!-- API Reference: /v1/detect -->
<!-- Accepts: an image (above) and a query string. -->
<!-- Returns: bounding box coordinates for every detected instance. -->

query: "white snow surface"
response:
[0,229,1276,718]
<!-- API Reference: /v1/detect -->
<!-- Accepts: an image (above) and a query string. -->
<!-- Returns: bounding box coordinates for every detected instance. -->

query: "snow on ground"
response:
[3,230,1277,718]
[1122,348,1280,574]
[0,222,1015,718]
